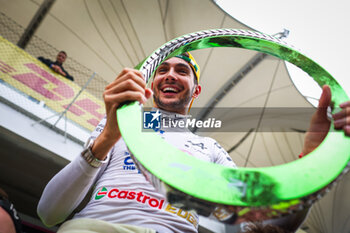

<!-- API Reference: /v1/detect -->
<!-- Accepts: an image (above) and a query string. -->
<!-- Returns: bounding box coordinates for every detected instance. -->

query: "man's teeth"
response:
[163,87,178,93]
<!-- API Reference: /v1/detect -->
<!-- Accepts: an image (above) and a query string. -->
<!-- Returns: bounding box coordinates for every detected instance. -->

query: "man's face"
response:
[152,57,201,114]
[56,52,66,64]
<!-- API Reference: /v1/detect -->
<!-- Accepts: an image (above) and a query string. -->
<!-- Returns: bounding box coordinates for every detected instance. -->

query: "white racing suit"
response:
[37,109,236,233]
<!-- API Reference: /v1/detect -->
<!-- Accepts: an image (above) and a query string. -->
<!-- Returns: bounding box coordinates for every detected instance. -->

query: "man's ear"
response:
[192,84,201,98]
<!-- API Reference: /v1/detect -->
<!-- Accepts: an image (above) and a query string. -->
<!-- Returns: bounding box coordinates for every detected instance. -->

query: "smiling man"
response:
[152,53,201,114]
[37,52,350,233]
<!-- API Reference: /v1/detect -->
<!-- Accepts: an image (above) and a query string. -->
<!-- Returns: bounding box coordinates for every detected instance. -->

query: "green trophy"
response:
[117,29,350,223]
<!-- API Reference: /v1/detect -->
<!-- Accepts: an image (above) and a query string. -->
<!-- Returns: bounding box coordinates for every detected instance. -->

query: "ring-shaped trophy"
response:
[117,29,350,223]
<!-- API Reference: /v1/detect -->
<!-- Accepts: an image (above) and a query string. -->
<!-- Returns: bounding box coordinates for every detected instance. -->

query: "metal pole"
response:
[17,0,56,49]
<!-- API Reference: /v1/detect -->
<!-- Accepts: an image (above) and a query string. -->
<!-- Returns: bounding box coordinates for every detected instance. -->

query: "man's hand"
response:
[333,98,350,135]
[91,68,153,160]
[51,64,66,77]
[302,85,350,155]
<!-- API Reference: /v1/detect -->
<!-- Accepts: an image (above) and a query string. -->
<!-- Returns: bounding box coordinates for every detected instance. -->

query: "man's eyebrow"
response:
[158,62,169,67]
[175,63,191,70]
[157,61,191,71]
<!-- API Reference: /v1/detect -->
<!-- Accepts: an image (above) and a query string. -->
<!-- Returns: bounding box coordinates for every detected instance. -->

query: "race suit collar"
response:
[152,108,192,133]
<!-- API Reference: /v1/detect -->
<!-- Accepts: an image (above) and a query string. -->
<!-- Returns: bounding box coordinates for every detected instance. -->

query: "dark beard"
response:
[153,88,193,112]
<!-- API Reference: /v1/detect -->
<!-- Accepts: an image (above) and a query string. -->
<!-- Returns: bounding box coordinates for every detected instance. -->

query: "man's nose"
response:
[165,68,177,81]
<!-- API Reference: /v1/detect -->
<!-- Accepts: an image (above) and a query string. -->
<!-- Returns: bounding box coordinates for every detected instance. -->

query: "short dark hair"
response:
[59,51,67,56]
[155,54,198,85]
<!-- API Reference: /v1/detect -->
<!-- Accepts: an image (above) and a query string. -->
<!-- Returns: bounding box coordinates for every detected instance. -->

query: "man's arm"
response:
[37,149,104,227]
[56,65,74,81]
[49,64,68,78]
[302,85,350,155]
[302,85,331,155]
[37,68,152,227]
[37,116,111,226]
[91,68,152,161]
[37,57,53,68]
[64,71,74,81]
